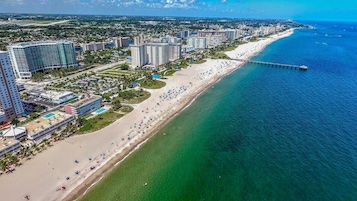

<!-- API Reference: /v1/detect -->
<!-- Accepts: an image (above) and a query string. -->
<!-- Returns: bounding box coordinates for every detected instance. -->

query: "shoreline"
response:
[65,28,295,201]
[65,56,243,201]
[0,28,295,201]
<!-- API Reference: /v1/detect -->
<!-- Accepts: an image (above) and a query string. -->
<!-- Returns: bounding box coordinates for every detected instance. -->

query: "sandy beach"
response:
[0,29,294,201]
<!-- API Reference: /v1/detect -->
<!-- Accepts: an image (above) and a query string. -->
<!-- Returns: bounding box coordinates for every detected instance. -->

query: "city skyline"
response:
[0,0,356,22]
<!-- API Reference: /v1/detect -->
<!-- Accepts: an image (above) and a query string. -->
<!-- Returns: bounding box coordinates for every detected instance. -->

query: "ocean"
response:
[81,21,357,201]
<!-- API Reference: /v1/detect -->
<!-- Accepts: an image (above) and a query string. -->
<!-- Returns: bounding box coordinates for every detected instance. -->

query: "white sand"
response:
[0,29,294,201]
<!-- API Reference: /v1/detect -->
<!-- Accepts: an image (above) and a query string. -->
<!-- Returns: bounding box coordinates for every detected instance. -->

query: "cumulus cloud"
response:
[1,0,231,12]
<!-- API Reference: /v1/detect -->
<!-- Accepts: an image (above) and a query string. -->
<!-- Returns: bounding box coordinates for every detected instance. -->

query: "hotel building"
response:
[0,139,21,157]
[0,51,24,121]
[64,95,102,117]
[7,41,78,79]
[26,111,74,143]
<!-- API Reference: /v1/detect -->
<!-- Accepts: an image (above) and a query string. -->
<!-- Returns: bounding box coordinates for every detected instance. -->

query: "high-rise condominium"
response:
[131,44,147,67]
[0,51,24,122]
[7,41,78,79]
[114,37,130,48]
[131,43,182,68]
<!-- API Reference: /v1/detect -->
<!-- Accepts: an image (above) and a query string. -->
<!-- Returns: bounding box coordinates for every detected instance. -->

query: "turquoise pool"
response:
[152,74,161,79]
[95,108,106,114]
[43,113,55,119]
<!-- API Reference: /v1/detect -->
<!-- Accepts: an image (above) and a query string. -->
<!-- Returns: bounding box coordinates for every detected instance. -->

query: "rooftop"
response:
[0,139,20,152]
[25,111,73,137]
[66,95,101,108]
[1,126,26,138]
[9,41,73,48]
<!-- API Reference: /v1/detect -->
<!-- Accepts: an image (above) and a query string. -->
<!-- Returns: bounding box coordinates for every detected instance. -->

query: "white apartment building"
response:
[168,43,182,61]
[161,37,179,44]
[131,44,147,67]
[224,29,242,40]
[82,42,105,52]
[206,35,224,48]
[131,43,182,67]
[0,51,24,122]
[114,37,130,48]
[187,37,207,49]
[146,43,169,67]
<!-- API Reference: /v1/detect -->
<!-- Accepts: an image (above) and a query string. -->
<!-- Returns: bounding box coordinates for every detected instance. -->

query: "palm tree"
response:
[0,159,9,171]
[11,118,20,126]
[9,155,19,166]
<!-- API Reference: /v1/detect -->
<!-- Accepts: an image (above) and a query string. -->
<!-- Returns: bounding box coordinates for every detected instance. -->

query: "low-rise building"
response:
[28,90,77,105]
[182,45,195,53]
[16,84,25,91]
[0,139,21,157]
[0,112,5,123]
[1,126,27,140]
[25,111,74,143]
[64,95,102,117]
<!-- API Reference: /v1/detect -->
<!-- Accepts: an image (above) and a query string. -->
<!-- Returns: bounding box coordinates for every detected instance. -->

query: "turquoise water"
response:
[152,74,161,79]
[43,113,55,119]
[95,108,106,114]
[82,21,357,201]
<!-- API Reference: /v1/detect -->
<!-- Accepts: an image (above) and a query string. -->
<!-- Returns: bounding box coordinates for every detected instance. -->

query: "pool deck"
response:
[91,106,110,117]
[25,111,74,137]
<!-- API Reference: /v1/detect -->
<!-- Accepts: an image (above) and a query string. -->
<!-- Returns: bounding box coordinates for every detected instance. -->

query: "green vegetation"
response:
[31,72,45,82]
[161,69,177,76]
[210,51,230,59]
[119,63,130,70]
[114,90,151,104]
[76,106,133,134]
[223,46,237,51]
[192,59,207,64]
[139,79,166,89]
[97,63,136,78]
[11,118,20,126]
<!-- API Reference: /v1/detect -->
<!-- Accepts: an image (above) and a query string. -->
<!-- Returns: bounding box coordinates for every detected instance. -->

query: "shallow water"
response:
[81,21,357,201]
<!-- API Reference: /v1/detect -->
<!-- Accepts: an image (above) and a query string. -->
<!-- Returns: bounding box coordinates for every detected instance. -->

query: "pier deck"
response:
[229,58,308,70]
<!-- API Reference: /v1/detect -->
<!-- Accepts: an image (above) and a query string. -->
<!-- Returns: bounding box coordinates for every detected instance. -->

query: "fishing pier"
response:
[230,58,308,71]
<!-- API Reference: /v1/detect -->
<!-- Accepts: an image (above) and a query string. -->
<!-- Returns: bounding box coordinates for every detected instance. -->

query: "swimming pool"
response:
[95,108,106,114]
[43,113,55,119]
[152,74,161,79]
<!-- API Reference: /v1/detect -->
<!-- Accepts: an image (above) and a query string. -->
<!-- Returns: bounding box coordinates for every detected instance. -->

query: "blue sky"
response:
[1,0,357,21]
